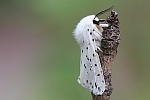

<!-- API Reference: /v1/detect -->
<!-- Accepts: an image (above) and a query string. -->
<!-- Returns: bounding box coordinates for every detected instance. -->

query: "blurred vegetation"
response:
[1,0,150,100]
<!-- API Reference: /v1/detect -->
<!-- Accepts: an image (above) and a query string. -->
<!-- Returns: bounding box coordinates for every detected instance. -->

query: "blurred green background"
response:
[0,0,150,100]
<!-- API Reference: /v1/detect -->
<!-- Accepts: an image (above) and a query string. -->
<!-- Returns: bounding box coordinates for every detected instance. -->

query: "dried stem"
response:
[91,10,120,100]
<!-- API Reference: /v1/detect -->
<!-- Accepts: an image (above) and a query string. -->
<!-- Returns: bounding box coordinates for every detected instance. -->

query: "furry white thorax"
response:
[73,15,103,46]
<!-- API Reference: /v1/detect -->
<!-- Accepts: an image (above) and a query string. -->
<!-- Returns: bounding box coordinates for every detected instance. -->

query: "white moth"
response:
[73,6,114,95]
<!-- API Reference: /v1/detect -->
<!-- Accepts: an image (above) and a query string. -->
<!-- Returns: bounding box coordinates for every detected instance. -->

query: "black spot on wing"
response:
[84,64,86,69]
[93,54,95,57]
[86,80,88,83]
[102,80,104,83]
[89,66,92,71]
[95,82,97,88]
[90,32,92,35]
[86,55,89,61]
[92,39,94,42]
[87,58,89,61]
[89,59,91,62]
[98,87,101,91]
[90,82,92,85]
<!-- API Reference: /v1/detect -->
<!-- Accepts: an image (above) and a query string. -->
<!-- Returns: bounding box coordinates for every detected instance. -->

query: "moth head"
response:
[93,5,114,30]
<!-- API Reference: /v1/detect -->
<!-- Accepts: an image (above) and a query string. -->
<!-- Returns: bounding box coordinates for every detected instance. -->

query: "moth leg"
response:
[96,46,103,52]
[100,24,109,27]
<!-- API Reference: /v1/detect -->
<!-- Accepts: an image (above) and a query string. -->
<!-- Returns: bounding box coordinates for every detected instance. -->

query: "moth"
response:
[73,6,114,95]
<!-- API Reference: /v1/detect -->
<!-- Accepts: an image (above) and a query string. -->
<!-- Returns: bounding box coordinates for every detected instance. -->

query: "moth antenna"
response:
[94,5,114,19]
[93,5,114,25]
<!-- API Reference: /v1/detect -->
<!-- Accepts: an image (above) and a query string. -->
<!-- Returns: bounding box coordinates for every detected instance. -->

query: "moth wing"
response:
[77,27,105,95]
